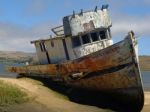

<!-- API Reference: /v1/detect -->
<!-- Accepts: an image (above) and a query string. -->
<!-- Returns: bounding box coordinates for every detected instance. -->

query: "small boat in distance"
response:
[7,4,144,111]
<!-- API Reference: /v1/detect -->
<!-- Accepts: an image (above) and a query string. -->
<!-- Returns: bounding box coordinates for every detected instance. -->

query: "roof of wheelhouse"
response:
[30,36,66,44]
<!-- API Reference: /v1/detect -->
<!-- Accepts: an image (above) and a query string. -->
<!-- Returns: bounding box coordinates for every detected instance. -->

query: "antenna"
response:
[80,9,83,16]
[94,6,98,12]
[72,10,75,18]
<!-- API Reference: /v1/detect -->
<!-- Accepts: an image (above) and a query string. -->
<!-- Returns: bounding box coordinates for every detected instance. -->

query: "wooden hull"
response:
[7,32,144,111]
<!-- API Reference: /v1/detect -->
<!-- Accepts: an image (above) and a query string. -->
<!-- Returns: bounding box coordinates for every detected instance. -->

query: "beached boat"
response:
[7,5,144,111]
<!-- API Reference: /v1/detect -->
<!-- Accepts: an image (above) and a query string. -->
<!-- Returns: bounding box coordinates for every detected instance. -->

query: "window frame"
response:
[81,34,91,45]
[39,42,47,52]
[71,36,81,48]
[99,30,107,40]
[90,32,99,42]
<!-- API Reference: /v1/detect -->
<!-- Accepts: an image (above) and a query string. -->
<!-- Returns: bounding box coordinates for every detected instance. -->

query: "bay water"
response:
[0,62,24,78]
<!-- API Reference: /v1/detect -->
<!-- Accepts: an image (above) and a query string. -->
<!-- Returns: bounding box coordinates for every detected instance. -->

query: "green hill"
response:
[0,51,36,63]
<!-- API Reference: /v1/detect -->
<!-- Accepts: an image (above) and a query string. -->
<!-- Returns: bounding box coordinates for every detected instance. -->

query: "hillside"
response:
[139,56,150,71]
[0,51,36,63]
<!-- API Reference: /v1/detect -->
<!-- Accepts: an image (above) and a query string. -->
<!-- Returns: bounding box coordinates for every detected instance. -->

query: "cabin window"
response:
[99,31,107,40]
[72,36,81,48]
[91,32,99,42]
[39,42,47,52]
[81,34,90,44]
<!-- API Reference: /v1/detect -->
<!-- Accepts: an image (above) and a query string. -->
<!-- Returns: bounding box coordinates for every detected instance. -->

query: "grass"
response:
[0,80,28,107]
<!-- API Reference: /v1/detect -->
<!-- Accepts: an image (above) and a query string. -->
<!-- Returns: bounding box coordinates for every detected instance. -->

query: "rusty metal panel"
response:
[63,9,111,36]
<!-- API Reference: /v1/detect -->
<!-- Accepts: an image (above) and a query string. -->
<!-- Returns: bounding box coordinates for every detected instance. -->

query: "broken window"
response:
[72,36,81,48]
[81,34,90,44]
[99,31,107,40]
[39,42,47,52]
[91,32,99,42]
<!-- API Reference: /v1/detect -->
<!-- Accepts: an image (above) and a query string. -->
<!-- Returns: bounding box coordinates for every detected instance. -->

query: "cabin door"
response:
[62,39,70,60]
[40,42,51,64]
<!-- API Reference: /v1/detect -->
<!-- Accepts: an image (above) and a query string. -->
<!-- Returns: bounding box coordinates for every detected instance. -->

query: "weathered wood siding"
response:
[34,39,67,64]
[35,42,48,64]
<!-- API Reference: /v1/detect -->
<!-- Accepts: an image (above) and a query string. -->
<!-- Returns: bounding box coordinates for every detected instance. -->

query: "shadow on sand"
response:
[26,76,141,112]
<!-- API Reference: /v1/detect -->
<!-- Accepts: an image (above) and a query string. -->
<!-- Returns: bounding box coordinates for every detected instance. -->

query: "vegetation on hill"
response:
[0,51,37,64]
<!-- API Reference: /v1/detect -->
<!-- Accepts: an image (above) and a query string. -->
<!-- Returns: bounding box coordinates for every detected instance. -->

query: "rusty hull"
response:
[7,32,143,91]
[7,32,144,111]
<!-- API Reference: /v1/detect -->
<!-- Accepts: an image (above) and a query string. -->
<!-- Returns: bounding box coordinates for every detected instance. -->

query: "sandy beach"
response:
[0,76,149,112]
[143,92,150,112]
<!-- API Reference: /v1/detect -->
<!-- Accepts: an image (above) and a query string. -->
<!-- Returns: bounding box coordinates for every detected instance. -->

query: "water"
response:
[0,62,24,78]
[141,71,150,90]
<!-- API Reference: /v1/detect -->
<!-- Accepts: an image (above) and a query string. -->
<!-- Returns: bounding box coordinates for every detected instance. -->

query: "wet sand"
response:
[0,76,149,112]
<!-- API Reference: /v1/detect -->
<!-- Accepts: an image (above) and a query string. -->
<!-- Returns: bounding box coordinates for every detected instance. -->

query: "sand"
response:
[0,77,149,112]
[143,92,150,112]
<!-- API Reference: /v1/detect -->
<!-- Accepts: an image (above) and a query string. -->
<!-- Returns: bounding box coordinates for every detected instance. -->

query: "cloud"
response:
[111,14,150,39]
[0,23,34,52]
[0,21,58,52]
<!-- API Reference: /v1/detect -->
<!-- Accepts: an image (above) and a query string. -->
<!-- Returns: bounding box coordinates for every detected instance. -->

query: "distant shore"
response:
[139,56,150,71]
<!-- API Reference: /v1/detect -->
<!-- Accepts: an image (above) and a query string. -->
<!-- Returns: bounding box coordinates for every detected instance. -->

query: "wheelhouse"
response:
[31,5,113,64]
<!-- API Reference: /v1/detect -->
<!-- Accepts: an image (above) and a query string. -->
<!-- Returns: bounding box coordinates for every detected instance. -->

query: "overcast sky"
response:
[0,0,149,55]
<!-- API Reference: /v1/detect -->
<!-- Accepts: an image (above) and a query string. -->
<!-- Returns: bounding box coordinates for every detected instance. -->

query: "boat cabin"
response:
[31,5,113,64]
